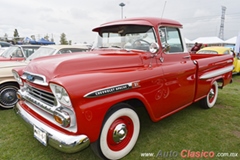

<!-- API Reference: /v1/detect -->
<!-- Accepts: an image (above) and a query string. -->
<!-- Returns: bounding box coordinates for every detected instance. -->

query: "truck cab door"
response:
[157,26,197,117]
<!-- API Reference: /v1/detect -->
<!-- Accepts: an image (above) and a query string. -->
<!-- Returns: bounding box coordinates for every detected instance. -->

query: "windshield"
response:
[92,25,157,52]
[0,48,8,55]
[27,47,56,61]
[2,46,24,58]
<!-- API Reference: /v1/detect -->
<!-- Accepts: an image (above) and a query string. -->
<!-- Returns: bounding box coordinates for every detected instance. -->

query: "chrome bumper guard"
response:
[14,103,90,153]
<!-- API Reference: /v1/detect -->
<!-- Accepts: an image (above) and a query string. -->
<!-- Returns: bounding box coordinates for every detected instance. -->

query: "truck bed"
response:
[190,53,233,102]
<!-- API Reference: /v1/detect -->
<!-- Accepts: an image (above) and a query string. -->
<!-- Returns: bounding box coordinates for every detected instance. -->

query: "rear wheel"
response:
[200,81,218,109]
[91,103,140,160]
[0,83,19,109]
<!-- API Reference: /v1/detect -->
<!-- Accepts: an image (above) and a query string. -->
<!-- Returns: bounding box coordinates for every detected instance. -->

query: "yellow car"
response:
[197,46,240,74]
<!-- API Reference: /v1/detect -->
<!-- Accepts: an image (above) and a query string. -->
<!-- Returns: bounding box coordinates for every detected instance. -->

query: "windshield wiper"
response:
[96,46,130,52]
[98,46,109,48]
[98,46,121,49]
[110,45,121,48]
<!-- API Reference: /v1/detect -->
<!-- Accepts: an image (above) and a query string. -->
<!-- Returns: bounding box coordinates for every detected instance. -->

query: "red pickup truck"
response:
[13,17,233,160]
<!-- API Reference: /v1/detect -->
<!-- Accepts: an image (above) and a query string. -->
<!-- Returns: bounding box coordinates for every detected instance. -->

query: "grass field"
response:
[0,76,239,160]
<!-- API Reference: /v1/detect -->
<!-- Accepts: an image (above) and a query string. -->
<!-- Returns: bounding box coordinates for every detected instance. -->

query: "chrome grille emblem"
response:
[27,74,35,82]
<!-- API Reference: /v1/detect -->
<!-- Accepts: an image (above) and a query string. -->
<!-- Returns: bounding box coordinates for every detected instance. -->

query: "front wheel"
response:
[200,81,218,109]
[0,83,19,109]
[91,103,140,160]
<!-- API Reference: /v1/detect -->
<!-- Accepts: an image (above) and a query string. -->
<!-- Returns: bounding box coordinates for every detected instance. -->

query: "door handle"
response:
[183,55,191,59]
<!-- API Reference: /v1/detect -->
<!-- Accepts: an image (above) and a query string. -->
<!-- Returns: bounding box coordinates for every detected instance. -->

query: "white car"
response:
[0,45,89,109]
[27,44,89,60]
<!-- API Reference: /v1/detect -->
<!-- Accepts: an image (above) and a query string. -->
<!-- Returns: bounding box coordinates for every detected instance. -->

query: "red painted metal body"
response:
[13,17,233,152]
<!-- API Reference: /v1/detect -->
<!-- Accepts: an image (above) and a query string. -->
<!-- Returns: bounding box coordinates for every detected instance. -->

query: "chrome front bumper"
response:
[14,103,90,153]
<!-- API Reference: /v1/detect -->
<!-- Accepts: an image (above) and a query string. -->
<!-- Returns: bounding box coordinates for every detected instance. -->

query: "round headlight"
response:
[50,83,72,107]
[12,71,23,85]
[54,86,63,99]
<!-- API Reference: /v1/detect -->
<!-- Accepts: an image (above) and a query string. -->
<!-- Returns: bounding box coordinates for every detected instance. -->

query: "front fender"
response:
[0,77,17,85]
[72,91,153,142]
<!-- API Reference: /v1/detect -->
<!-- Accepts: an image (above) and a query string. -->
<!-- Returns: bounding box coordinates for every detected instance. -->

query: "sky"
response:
[0,0,239,44]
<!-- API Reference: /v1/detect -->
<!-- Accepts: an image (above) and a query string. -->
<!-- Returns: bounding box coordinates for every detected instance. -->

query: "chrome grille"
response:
[27,85,56,106]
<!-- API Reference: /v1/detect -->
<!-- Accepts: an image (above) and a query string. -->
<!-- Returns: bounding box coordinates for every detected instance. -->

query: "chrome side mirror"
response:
[161,42,170,52]
[149,42,160,54]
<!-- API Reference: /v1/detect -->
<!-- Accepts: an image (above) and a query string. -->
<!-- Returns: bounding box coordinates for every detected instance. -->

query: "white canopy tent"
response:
[192,37,224,44]
[235,33,240,53]
[224,36,237,44]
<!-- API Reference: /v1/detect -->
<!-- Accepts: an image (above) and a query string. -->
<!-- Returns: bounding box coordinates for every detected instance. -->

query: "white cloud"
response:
[194,9,212,17]
[0,0,240,44]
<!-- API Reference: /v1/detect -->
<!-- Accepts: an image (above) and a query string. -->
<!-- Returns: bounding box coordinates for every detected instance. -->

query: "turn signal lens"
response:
[16,92,22,100]
[54,115,63,125]
[53,109,71,127]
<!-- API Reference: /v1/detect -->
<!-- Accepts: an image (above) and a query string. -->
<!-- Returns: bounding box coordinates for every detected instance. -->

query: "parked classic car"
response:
[13,17,233,159]
[0,41,12,47]
[0,45,40,61]
[197,46,234,54]
[0,41,12,55]
[0,45,89,109]
[197,46,240,74]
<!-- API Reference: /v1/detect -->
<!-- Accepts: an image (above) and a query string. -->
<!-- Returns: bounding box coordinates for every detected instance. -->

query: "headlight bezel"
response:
[50,83,72,107]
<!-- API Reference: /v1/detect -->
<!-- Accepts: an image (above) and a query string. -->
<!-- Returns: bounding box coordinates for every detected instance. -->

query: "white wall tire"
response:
[91,103,140,160]
[200,81,218,109]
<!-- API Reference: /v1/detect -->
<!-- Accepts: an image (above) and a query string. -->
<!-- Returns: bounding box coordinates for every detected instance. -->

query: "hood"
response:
[24,50,144,82]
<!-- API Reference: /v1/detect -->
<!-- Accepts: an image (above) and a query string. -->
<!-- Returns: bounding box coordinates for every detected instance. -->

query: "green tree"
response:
[31,35,36,41]
[60,33,68,45]
[50,34,54,42]
[51,37,54,42]
[4,33,8,41]
[44,34,49,41]
[13,29,20,44]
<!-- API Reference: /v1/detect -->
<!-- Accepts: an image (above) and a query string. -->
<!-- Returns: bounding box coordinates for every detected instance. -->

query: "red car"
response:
[0,45,40,61]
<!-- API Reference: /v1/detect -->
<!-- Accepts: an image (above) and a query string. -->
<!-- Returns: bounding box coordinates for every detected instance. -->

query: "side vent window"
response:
[159,27,184,53]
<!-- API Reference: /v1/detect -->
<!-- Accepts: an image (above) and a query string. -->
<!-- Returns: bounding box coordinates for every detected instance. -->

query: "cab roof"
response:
[92,17,182,32]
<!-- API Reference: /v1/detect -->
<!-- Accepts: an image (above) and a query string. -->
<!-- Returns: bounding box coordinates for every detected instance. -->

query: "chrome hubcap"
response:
[113,123,127,143]
[0,88,18,106]
[209,88,215,99]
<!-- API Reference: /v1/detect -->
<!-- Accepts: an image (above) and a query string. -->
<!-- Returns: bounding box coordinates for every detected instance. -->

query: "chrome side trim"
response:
[200,65,233,79]
[84,81,140,98]
[226,59,233,63]
[14,103,90,153]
